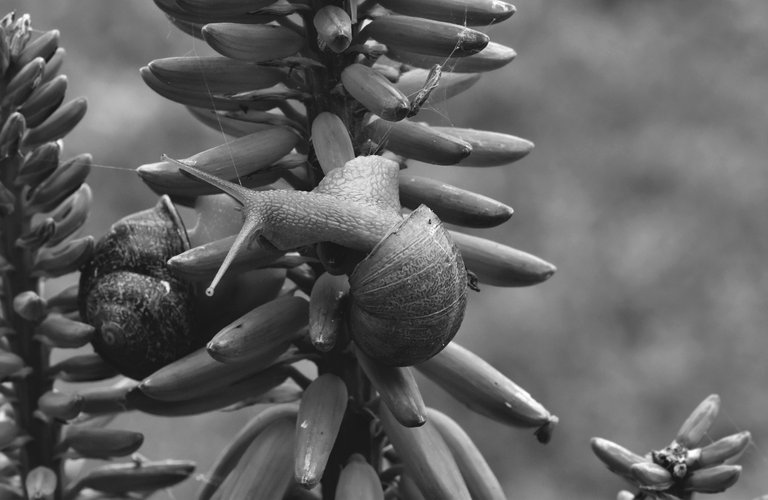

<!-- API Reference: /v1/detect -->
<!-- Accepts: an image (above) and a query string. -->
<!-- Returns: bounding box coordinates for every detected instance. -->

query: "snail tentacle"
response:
[205,213,262,297]
[164,155,267,296]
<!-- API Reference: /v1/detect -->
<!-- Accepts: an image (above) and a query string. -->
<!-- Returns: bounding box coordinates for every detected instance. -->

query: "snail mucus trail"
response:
[170,154,470,366]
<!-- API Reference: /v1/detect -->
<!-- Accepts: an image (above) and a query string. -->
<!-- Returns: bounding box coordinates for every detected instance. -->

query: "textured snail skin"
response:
[78,196,198,380]
[174,155,403,252]
[176,155,469,366]
[251,189,402,251]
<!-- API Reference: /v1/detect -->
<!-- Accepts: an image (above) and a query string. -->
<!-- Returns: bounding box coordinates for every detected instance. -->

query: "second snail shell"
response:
[78,197,198,380]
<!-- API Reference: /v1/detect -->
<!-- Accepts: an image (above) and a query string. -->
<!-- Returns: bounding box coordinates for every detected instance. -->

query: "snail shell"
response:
[78,196,198,380]
[348,204,468,366]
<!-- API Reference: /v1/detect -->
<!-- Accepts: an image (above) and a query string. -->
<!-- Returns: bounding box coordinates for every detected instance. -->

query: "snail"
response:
[78,195,286,380]
[170,154,469,366]
[78,196,196,380]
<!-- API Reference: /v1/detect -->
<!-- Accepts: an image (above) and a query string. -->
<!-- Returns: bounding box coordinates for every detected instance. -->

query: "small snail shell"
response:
[172,155,469,366]
[78,196,197,380]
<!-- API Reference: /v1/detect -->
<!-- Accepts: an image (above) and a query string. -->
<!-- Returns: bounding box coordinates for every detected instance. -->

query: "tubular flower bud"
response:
[342,64,410,121]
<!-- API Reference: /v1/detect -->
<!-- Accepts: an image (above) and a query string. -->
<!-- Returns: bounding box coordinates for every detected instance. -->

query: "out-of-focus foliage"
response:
[7,0,768,498]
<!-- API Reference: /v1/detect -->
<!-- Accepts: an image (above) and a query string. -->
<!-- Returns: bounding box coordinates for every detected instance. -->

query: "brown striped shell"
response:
[78,196,198,380]
[348,205,468,366]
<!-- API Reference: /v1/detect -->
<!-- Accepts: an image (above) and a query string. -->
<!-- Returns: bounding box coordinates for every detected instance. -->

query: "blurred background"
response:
[5,0,768,498]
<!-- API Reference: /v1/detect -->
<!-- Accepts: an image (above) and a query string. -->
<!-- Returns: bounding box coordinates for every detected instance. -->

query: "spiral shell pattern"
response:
[78,196,197,379]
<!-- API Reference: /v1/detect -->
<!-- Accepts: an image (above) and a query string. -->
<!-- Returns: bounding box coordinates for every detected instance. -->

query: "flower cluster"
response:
[1,2,564,498]
[109,1,558,498]
[592,394,750,500]
[0,11,117,499]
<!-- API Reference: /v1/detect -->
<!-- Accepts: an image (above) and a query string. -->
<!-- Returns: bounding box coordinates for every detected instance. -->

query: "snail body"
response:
[173,155,468,366]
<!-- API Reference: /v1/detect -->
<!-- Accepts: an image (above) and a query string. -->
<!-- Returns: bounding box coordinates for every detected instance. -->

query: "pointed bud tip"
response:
[136,161,171,178]
[590,436,606,449]
[312,338,335,352]
[410,414,427,427]
[206,340,227,362]
[542,264,557,280]
[297,474,320,490]
[146,60,159,74]
[394,103,410,121]
[137,377,153,390]
[535,414,558,444]
[522,138,535,152]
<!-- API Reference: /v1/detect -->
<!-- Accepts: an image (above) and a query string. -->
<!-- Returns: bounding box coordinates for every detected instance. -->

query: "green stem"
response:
[316,348,378,500]
[288,6,388,497]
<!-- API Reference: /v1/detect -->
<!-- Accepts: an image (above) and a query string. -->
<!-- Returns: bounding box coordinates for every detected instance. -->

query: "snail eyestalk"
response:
[203,214,262,297]
[163,154,265,296]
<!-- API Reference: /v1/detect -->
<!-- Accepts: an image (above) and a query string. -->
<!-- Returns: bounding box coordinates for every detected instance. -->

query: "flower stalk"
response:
[0,12,90,497]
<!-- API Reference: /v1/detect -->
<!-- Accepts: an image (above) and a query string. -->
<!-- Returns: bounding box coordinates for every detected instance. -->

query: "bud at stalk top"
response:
[314,6,352,53]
